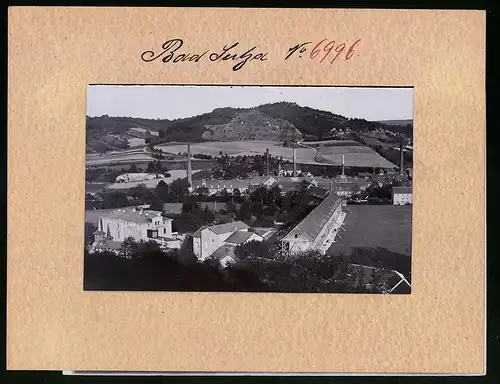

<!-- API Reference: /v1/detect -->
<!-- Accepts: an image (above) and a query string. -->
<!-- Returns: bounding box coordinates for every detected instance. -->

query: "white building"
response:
[248,176,277,188]
[192,221,254,261]
[115,173,164,183]
[210,231,265,267]
[281,193,345,255]
[93,207,180,250]
[392,186,413,205]
[192,179,249,195]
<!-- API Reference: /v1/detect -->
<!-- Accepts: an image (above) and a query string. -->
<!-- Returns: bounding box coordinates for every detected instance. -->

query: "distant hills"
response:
[376,119,413,126]
[86,102,413,152]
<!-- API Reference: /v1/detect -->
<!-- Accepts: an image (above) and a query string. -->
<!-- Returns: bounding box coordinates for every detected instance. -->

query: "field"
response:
[157,140,396,168]
[127,137,146,147]
[86,140,397,169]
[86,147,153,166]
[328,205,412,257]
[106,169,202,190]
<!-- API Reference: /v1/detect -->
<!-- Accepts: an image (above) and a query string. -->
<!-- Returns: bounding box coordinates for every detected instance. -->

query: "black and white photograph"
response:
[84,85,413,294]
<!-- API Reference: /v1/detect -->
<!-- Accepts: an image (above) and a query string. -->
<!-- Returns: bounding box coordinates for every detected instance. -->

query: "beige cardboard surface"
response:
[7,7,486,373]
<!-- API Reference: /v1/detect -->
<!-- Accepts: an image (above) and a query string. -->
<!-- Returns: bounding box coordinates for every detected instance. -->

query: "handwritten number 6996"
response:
[285,38,361,63]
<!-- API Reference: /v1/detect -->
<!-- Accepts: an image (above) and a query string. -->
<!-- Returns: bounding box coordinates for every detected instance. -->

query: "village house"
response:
[192,179,249,195]
[209,230,266,267]
[91,207,180,252]
[115,172,165,183]
[392,186,413,205]
[248,175,277,188]
[192,221,255,261]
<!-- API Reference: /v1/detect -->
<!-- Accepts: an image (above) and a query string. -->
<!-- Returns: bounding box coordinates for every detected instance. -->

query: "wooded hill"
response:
[87,102,413,148]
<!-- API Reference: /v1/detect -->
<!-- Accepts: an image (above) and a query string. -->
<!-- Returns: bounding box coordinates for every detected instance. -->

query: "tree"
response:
[182,197,201,213]
[251,201,264,218]
[351,184,361,196]
[262,205,278,220]
[238,201,253,221]
[84,222,97,246]
[232,188,241,200]
[128,163,138,173]
[146,161,155,173]
[250,186,269,205]
[196,186,209,199]
[102,191,130,209]
[170,178,190,198]
[235,240,274,261]
[202,207,215,224]
[173,212,203,233]
[120,237,137,258]
[299,179,310,192]
[155,180,170,201]
[269,185,282,201]
[226,201,237,215]
[149,199,164,212]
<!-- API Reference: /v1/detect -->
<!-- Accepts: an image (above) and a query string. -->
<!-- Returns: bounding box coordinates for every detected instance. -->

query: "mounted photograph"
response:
[84,85,413,294]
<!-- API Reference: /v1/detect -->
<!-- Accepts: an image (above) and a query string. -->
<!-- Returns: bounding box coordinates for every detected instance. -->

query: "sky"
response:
[86,85,413,121]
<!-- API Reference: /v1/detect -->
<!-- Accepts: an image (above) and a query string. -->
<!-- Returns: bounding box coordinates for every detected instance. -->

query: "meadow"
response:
[328,205,412,257]
[157,140,396,168]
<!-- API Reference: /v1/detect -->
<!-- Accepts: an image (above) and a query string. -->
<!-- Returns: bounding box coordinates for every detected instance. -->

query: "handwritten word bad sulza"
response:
[141,39,268,71]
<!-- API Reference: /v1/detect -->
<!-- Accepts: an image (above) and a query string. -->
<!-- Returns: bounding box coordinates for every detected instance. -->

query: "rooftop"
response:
[93,239,123,250]
[307,186,329,198]
[225,231,259,245]
[249,176,276,184]
[211,244,238,261]
[193,179,249,189]
[392,186,412,194]
[192,221,249,237]
[251,228,276,240]
[99,208,165,225]
[282,193,343,242]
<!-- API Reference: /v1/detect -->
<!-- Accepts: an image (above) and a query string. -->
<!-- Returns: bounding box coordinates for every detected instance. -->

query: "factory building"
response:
[280,193,346,255]
[91,207,180,251]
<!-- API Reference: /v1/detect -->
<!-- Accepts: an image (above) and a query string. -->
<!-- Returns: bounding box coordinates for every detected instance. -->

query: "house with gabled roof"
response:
[392,186,413,205]
[280,193,345,255]
[192,221,250,261]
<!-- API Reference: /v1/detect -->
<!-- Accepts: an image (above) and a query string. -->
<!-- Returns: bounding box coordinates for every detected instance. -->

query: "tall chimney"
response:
[265,148,270,176]
[187,143,192,186]
[341,154,345,177]
[292,147,297,178]
[399,142,404,175]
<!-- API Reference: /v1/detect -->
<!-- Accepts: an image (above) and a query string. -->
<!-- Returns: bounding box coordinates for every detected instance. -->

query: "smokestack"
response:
[341,154,345,177]
[265,148,270,176]
[187,143,192,186]
[292,147,297,178]
[399,142,404,175]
